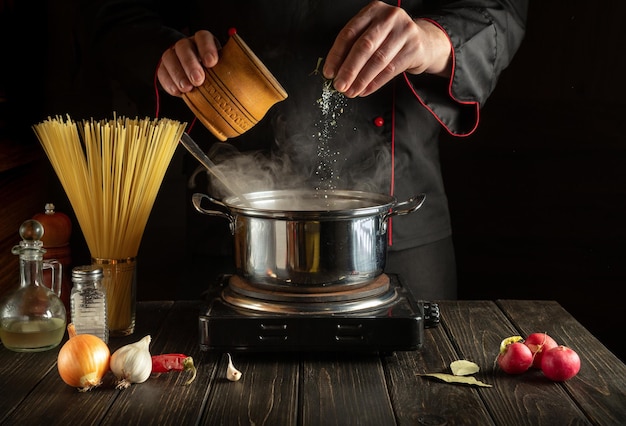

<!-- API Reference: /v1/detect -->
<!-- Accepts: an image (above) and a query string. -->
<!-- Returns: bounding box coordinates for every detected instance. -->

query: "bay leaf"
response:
[419,373,492,387]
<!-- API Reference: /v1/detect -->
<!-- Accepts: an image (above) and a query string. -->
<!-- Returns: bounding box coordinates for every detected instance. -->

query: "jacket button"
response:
[374,116,384,127]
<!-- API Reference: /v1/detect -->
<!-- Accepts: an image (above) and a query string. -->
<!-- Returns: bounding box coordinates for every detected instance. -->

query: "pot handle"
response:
[386,193,426,218]
[192,193,236,234]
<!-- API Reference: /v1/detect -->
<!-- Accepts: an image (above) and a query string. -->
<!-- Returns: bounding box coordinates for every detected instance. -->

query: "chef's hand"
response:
[157,30,220,96]
[323,1,452,98]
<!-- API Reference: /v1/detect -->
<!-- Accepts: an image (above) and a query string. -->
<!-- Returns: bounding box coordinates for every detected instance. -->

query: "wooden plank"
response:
[1,301,173,425]
[437,300,591,426]
[102,301,215,425]
[299,352,395,426]
[497,299,626,426]
[0,345,60,422]
[3,300,625,425]
[386,322,495,425]
[200,352,299,425]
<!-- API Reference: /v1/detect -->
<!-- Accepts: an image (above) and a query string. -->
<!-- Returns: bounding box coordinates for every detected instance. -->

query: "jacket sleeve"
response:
[407,0,529,136]
[80,0,189,114]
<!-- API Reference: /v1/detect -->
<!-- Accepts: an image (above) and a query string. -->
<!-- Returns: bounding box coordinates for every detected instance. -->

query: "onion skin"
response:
[57,326,110,392]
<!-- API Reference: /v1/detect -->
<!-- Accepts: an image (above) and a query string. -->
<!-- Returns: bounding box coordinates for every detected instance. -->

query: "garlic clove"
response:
[226,353,242,382]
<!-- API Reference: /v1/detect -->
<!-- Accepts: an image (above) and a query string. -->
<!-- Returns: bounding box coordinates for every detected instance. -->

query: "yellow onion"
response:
[57,324,110,392]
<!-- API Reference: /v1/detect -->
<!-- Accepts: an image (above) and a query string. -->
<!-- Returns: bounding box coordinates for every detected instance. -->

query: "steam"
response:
[188,141,308,198]
[189,79,392,200]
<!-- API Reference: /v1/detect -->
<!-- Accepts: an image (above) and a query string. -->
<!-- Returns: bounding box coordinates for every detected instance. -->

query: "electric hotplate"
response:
[199,274,439,353]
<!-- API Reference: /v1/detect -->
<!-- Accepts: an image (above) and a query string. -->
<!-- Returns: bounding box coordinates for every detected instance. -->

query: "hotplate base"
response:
[198,274,438,353]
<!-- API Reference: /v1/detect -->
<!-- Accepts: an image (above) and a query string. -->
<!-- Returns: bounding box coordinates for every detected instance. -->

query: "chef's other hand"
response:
[157,30,221,96]
[323,1,452,98]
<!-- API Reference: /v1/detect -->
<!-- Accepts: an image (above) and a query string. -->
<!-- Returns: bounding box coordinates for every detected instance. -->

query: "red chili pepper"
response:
[151,354,197,385]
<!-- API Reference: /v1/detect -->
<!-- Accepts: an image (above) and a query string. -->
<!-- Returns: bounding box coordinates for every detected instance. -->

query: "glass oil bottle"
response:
[0,220,67,352]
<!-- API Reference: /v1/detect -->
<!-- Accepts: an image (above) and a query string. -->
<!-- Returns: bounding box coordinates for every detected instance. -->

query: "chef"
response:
[85,0,528,299]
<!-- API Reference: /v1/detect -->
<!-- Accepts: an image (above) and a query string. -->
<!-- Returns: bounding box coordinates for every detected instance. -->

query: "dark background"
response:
[1,1,624,361]
[441,1,626,362]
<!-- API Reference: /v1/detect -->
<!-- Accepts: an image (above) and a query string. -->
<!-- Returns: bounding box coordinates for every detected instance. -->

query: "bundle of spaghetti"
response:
[33,115,186,332]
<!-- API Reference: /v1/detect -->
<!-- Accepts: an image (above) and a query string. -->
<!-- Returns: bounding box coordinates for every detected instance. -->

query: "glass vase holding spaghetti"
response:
[33,116,186,336]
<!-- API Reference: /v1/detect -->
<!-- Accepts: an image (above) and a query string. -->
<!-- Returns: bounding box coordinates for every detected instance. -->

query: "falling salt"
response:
[313,80,347,192]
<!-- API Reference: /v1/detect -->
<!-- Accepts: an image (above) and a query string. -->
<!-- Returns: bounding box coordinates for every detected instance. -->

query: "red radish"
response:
[541,346,581,381]
[497,336,533,374]
[524,332,558,368]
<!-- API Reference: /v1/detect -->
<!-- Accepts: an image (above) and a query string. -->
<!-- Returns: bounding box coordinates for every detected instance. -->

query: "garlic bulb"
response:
[226,353,242,382]
[110,335,152,389]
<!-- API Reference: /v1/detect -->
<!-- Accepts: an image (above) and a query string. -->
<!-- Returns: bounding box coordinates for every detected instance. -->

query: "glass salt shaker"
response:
[70,265,108,343]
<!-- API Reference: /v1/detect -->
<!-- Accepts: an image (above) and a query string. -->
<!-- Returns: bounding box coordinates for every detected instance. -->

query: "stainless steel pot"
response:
[192,189,425,292]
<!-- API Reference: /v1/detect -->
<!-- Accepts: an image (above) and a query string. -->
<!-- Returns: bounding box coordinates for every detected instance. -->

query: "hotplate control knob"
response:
[422,301,440,328]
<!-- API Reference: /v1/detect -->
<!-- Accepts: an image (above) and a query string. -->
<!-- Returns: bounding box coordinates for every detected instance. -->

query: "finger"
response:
[359,51,407,97]
[327,3,400,95]
[332,20,393,96]
[357,24,420,97]
[322,4,374,80]
[159,44,197,93]
[342,7,421,97]
[346,34,404,97]
[193,30,220,68]
[156,58,181,96]
[158,48,187,96]
[323,25,362,81]
[173,37,205,87]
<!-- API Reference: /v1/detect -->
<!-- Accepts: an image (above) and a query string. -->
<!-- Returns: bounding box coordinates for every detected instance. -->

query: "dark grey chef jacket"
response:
[86,0,528,296]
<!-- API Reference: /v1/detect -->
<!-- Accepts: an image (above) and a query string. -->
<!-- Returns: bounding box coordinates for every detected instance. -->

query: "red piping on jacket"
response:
[402,18,481,138]
[154,58,162,118]
[388,0,403,246]
[388,81,397,246]
[388,2,481,245]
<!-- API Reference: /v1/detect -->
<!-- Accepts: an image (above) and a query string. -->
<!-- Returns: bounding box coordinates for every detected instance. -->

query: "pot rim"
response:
[220,189,397,219]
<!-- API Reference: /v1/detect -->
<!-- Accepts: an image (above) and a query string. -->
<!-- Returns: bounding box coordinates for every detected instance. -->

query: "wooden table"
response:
[1,299,624,425]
